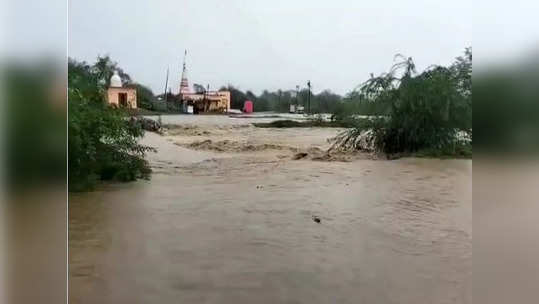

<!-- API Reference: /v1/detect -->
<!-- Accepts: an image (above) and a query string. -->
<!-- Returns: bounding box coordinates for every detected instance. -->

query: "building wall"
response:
[218,91,231,112]
[182,90,230,113]
[107,87,137,108]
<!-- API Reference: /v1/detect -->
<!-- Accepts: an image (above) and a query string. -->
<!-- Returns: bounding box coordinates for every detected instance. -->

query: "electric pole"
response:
[164,67,169,102]
[296,85,300,106]
[307,80,311,114]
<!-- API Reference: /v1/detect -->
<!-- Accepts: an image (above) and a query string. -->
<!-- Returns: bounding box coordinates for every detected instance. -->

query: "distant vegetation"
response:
[69,56,154,191]
[219,85,344,113]
[219,80,422,116]
[134,83,156,111]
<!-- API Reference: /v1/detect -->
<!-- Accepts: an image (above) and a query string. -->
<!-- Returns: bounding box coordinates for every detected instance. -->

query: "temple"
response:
[107,70,137,108]
[179,50,230,114]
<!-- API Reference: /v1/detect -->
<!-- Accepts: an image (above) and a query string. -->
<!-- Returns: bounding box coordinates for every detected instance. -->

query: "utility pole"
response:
[204,84,209,112]
[307,80,311,114]
[163,67,169,102]
[296,85,300,106]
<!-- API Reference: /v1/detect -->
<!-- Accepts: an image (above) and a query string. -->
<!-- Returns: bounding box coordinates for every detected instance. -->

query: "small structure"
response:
[181,91,231,114]
[107,71,137,108]
[289,104,296,113]
[243,100,253,113]
[289,104,304,114]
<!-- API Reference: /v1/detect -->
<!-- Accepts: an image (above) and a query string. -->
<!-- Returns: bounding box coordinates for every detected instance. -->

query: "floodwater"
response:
[69,115,471,304]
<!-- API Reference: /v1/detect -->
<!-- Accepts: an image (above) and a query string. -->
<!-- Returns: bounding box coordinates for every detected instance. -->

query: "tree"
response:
[134,83,155,110]
[450,47,472,136]
[220,85,247,110]
[332,49,472,156]
[92,55,131,87]
[68,57,153,191]
[193,83,206,94]
[452,47,472,99]
[313,89,342,114]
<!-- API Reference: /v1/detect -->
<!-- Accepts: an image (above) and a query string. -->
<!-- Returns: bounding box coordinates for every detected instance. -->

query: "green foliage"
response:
[330,90,392,120]
[193,83,206,93]
[134,83,155,110]
[154,92,183,112]
[68,57,154,191]
[93,55,132,87]
[333,49,472,156]
[220,85,342,113]
[220,85,248,109]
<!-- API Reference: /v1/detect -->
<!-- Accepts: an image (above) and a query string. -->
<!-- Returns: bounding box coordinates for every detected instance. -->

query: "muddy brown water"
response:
[69,117,471,304]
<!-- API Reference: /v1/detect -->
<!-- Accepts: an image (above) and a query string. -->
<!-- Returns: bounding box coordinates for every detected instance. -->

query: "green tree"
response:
[220,85,247,110]
[92,55,131,87]
[333,49,472,156]
[193,83,206,94]
[68,57,153,191]
[134,83,155,110]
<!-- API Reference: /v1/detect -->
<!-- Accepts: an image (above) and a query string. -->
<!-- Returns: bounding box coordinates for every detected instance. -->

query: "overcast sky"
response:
[68,0,472,95]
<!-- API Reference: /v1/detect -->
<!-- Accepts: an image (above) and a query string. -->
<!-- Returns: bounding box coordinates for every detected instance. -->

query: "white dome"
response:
[110,70,122,87]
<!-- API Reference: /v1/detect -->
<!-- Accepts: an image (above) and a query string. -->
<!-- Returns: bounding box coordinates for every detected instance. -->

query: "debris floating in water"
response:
[312,215,321,223]
[292,152,309,160]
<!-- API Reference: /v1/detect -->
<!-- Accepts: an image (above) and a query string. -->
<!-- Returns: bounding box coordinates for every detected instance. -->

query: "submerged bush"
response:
[333,49,472,157]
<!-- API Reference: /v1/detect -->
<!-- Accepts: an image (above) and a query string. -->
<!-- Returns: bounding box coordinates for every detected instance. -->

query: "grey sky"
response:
[68,0,472,95]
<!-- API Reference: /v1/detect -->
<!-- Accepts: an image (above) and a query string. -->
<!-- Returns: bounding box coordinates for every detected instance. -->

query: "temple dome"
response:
[110,70,122,87]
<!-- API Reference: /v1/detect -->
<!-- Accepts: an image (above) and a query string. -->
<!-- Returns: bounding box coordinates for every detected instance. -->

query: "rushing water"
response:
[69,120,471,304]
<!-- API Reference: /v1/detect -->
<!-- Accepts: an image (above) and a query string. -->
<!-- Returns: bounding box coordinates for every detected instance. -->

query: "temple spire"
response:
[179,49,190,94]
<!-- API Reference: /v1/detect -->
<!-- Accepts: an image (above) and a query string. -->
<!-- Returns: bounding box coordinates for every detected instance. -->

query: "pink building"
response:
[243,100,253,113]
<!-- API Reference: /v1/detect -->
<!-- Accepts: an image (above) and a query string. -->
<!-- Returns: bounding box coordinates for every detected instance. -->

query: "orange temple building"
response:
[178,50,230,114]
[107,70,137,108]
